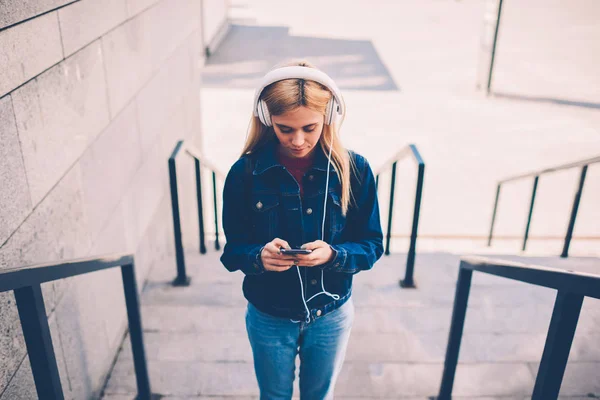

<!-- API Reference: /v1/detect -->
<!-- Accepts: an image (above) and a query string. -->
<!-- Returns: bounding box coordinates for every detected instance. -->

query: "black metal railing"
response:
[487,155,600,257]
[375,144,425,288]
[169,140,225,286]
[438,255,600,399]
[0,254,152,400]
[484,0,504,94]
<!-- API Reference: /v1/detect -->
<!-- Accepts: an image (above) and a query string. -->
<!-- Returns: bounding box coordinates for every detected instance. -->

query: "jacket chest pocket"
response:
[328,191,346,235]
[250,192,279,241]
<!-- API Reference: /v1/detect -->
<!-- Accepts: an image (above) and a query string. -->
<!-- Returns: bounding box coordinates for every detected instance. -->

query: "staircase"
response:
[101,248,600,398]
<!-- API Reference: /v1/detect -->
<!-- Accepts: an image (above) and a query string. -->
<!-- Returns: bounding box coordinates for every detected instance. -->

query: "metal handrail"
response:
[169,140,225,286]
[488,154,600,257]
[438,255,600,399]
[499,155,600,184]
[184,145,226,180]
[375,144,425,288]
[0,254,152,400]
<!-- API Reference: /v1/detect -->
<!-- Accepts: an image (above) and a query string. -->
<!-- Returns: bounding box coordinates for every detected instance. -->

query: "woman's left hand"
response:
[294,240,335,267]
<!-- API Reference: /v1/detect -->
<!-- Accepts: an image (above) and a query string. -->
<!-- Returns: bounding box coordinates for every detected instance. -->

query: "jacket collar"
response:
[253,140,334,175]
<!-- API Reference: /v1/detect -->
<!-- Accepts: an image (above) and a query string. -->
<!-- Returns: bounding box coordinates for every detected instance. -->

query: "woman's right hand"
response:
[260,238,298,272]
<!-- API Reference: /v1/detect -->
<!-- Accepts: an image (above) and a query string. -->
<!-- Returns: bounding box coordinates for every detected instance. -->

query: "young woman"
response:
[220,59,384,399]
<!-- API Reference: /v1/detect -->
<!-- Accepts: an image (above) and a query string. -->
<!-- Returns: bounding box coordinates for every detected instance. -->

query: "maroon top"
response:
[277,148,314,197]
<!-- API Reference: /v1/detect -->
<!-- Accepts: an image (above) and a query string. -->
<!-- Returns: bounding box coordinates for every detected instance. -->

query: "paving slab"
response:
[528,362,600,397]
[119,331,252,362]
[105,359,259,397]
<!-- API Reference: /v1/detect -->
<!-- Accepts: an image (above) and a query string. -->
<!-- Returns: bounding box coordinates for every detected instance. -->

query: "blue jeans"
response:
[245,298,355,400]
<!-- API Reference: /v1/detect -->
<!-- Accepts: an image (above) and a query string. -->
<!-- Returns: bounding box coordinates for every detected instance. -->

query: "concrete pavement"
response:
[199,0,600,257]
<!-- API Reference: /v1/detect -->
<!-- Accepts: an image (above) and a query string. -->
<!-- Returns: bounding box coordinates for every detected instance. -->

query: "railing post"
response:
[385,161,397,256]
[195,159,207,254]
[212,171,221,251]
[401,162,424,288]
[438,266,473,400]
[121,263,153,400]
[169,146,191,286]
[523,176,539,251]
[14,284,64,400]
[531,291,583,399]
[486,0,504,94]
[561,165,587,258]
[487,184,501,246]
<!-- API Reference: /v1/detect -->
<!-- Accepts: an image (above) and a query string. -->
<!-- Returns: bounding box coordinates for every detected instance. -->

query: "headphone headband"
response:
[252,66,346,120]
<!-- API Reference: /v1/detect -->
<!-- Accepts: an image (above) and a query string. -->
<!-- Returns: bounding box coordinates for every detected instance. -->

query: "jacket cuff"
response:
[320,245,346,272]
[248,245,267,275]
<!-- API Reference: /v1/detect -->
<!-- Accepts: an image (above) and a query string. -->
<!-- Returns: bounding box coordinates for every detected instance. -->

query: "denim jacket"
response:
[220,140,384,321]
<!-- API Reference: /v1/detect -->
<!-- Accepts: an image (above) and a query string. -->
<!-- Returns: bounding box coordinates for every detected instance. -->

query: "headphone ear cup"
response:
[325,98,338,126]
[258,100,272,127]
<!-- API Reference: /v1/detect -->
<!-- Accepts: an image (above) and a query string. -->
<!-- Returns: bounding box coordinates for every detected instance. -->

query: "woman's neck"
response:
[276,145,316,165]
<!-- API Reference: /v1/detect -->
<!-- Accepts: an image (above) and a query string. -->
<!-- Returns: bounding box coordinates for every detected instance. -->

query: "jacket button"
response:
[256,201,263,210]
[316,310,322,317]
[308,175,314,181]
[311,279,317,285]
[306,208,313,215]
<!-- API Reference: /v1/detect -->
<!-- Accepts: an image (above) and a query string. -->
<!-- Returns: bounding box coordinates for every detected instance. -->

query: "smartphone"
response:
[280,248,312,255]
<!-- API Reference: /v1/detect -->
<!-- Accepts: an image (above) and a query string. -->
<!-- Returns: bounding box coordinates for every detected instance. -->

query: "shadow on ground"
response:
[202,24,399,91]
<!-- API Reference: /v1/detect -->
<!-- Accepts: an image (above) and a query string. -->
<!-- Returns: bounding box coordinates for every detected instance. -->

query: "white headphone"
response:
[252,66,346,127]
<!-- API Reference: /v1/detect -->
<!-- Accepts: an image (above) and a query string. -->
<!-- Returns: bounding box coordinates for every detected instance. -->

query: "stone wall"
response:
[0,0,217,397]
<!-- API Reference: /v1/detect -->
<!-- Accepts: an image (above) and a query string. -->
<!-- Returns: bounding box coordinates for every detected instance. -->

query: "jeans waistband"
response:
[249,289,352,322]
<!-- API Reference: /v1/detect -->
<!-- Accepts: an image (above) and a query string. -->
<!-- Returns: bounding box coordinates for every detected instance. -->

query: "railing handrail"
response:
[375,143,425,289]
[488,153,598,257]
[438,255,600,399]
[3,254,152,399]
[375,144,424,175]
[498,155,600,184]
[460,255,600,299]
[183,144,226,179]
[0,254,133,293]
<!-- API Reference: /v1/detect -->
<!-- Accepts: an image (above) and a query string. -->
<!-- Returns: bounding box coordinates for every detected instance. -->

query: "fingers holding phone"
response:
[261,238,298,272]
[293,240,335,267]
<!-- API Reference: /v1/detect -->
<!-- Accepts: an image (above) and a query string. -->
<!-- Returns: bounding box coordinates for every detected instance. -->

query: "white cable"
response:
[294,265,311,323]
[318,134,341,300]
[321,143,332,241]
[291,128,341,324]
[304,132,341,305]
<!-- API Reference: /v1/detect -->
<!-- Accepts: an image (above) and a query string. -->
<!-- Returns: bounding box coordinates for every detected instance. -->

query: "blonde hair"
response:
[241,59,355,215]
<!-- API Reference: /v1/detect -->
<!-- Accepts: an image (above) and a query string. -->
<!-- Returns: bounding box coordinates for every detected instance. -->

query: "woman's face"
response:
[271,106,323,159]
